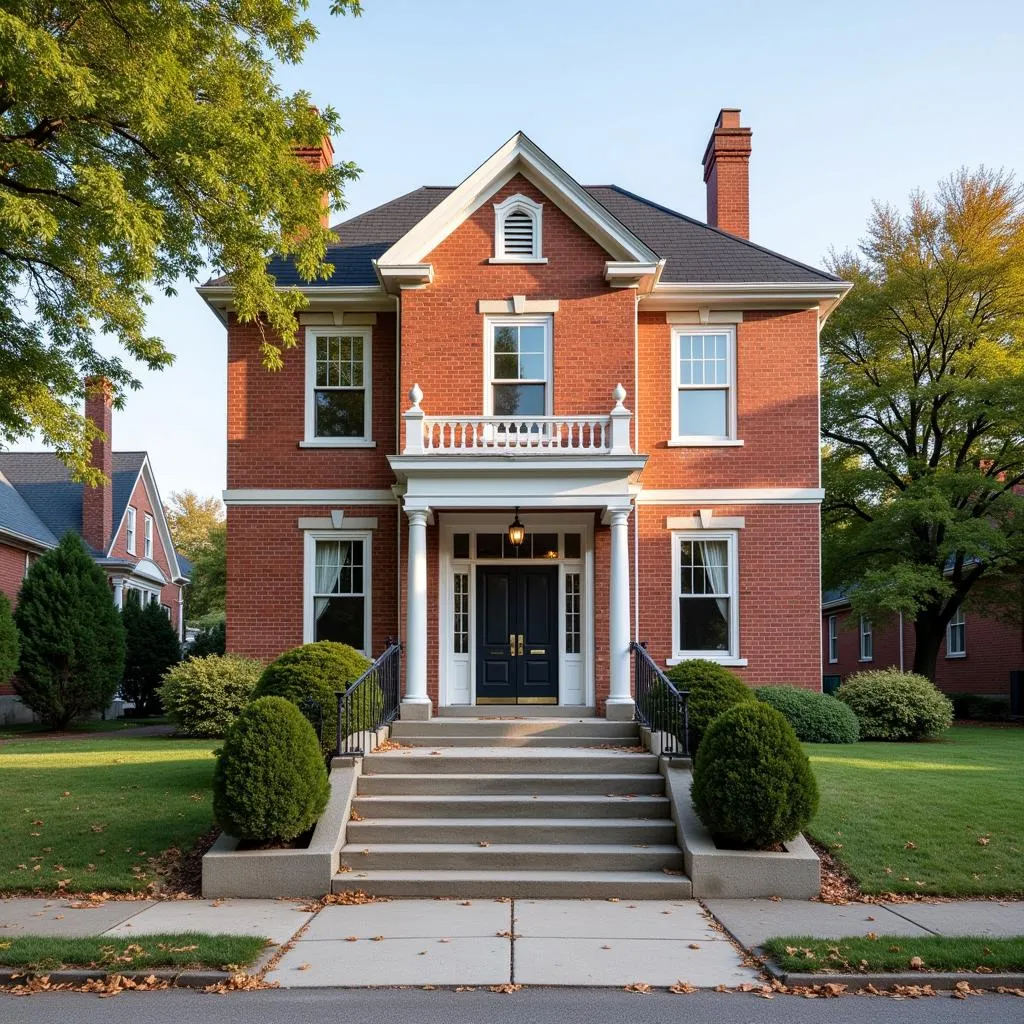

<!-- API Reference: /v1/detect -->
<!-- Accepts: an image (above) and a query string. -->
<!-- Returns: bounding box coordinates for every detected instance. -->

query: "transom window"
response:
[671,328,736,442]
[487,317,551,419]
[492,193,543,262]
[946,608,966,657]
[310,536,368,654]
[672,532,739,662]
[859,616,873,661]
[304,328,372,444]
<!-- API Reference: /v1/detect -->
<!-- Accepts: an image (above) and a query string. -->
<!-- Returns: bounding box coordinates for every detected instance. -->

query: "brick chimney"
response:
[292,133,334,229]
[702,108,752,238]
[82,377,113,553]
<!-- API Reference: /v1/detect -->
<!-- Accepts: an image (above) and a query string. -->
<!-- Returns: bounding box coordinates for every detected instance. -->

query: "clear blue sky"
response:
[35,0,1024,502]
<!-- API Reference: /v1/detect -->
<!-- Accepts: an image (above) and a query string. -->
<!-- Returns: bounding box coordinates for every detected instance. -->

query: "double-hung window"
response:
[126,507,137,554]
[827,614,839,664]
[859,616,873,661]
[671,531,740,662]
[305,532,370,655]
[946,608,966,657]
[144,513,153,559]
[486,317,552,420]
[671,328,737,444]
[304,328,372,445]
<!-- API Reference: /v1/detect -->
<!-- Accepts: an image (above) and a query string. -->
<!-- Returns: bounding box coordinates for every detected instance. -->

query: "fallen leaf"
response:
[489,983,522,994]
[478,841,491,848]
[624,982,652,994]
[904,841,918,850]
[297,963,311,971]
[669,980,697,994]
[909,956,924,969]
[688,943,700,949]
[371,936,384,942]
[346,936,358,942]
[977,836,990,846]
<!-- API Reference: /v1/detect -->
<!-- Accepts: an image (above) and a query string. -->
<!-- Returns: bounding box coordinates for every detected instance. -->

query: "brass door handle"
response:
[518,634,524,656]
[509,634,516,657]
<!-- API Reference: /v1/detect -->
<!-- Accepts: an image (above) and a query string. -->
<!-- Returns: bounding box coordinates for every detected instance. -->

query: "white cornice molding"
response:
[636,487,824,505]
[375,263,434,294]
[477,297,560,314]
[297,515,379,530]
[667,309,743,325]
[224,489,398,506]
[642,280,852,324]
[604,261,660,288]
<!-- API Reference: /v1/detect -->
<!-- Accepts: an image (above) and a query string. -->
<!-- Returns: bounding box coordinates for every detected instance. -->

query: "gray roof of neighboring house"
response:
[0,451,146,555]
[205,184,839,289]
[0,468,58,548]
[177,553,193,580]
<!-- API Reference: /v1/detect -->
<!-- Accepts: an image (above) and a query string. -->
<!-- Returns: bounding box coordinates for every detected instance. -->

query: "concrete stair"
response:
[334,719,691,899]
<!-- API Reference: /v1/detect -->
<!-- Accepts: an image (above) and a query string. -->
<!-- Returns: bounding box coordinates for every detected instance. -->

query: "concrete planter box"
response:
[661,763,820,899]
[202,726,388,898]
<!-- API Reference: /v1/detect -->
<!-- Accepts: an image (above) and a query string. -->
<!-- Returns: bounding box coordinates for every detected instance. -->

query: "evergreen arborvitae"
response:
[13,533,125,729]
[0,593,19,685]
[122,597,181,716]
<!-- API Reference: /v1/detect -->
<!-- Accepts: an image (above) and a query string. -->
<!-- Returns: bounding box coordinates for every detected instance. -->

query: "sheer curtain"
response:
[699,540,729,622]
[314,541,349,625]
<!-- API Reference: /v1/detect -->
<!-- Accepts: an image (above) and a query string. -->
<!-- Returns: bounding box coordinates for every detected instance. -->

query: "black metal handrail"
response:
[631,641,690,758]
[335,638,402,756]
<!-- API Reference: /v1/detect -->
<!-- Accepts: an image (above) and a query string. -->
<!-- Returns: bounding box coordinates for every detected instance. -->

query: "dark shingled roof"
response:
[0,469,57,548]
[206,183,838,289]
[0,451,146,555]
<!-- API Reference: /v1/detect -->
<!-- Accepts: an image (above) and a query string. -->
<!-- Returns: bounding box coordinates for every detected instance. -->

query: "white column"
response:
[112,577,124,610]
[606,506,635,721]
[401,506,431,720]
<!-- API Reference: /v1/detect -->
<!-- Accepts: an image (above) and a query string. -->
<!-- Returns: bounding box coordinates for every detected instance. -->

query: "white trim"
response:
[666,310,744,325]
[296,311,379,327]
[666,439,745,447]
[671,529,741,663]
[297,516,379,531]
[125,506,137,555]
[667,657,748,668]
[478,298,560,314]
[130,556,168,586]
[670,325,738,444]
[827,613,839,664]
[304,325,373,445]
[493,193,543,261]
[483,314,554,418]
[303,529,372,656]
[859,616,873,662]
[665,514,745,530]
[636,487,824,505]
[223,489,397,506]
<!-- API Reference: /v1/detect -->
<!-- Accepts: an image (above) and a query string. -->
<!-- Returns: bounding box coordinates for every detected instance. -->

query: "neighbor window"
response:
[144,513,153,559]
[126,506,137,554]
[304,328,372,444]
[492,193,543,261]
[672,532,739,661]
[671,328,736,442]
[828,614,839,663]
[859,616,873,661]
[946,608,966,657]
[487,317,551,419]
[307,534,369,654]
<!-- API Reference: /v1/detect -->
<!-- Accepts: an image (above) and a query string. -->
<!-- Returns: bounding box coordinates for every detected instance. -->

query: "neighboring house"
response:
[822,590,1023,698]
[200,109,850,717]
[0,382,189,721]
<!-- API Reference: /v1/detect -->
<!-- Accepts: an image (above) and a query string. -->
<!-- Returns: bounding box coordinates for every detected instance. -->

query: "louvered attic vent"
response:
[503,209,534,255]
[493,194,543,261]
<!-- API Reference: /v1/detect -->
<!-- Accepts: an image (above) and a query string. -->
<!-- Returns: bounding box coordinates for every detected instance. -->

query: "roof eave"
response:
[642,280,852,322]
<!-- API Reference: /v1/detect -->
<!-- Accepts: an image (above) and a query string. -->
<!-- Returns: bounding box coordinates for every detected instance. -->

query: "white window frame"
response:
[669,326,741,446]
[483,315,554,418]
[946,608,966,658]
[126,506,137,555]
[859,616,873,662]
[827,614,839,663]
[302,327,374,448]
[144,513,153,560]
[303,529,372,656]
[669,530,744,666]
[490,193,546,263]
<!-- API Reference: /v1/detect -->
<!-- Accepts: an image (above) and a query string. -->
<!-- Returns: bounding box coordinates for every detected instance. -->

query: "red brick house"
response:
[0,383,189,722]
[201,110,850,718]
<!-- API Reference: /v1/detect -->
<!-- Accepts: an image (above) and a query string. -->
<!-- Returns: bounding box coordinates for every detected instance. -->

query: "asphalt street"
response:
[2,988,1022,1024]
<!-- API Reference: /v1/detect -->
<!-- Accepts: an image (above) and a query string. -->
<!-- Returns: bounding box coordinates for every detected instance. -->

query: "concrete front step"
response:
[390,735,642,748]
[345,817,678,845]
[338,842,684,872]
[363,750,659,775]
[356,772,666,796]
[391,719,639,738]
[351,794,670,819]
[332,869,692,899]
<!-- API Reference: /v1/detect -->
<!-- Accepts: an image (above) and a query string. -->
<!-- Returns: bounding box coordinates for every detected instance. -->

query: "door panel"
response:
[516,567,559,704]
[475,568,517,704]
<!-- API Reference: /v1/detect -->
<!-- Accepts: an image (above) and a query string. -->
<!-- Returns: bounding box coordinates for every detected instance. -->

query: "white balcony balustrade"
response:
[402,384,634,456]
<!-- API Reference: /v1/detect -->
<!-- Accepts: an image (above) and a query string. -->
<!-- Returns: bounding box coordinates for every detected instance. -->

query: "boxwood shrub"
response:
[213,696,330,843]
[252,641,374,753]
[837,669,953,741]
[665,659,756,751]
[159,654,263,737]
[691,702,819,850]
[755,685,860,744]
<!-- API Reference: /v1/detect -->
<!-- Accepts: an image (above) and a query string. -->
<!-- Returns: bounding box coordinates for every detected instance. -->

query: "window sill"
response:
[667,656,748,668]
[945,652,967,660]
[667,438,745,447]
[487,257,549,264]
[828,658,839,665]
[858,657,873,663]
[299,439,377,449]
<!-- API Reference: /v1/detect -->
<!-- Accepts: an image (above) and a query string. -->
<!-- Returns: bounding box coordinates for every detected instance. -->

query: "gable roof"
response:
[0,468,58,549]
[0,451,146,556]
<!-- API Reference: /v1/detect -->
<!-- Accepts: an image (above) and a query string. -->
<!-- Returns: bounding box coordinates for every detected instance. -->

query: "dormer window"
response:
[491,194,545,263]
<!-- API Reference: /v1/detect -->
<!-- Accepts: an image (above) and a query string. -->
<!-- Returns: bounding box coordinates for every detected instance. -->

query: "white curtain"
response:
[699,540,729,623]
[314,540,349,622]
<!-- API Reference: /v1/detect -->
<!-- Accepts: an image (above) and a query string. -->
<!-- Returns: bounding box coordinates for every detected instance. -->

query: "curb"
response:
[763,961,1024,992]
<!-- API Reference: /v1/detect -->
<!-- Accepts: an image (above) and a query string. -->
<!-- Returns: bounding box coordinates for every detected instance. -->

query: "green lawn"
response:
[763,935,1024,974]
[806,726,1024,897]
[0,737,219,893]
[0,933,267,971]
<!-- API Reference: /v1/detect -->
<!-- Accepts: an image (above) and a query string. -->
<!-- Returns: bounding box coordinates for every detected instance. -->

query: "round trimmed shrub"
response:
[691,702,819,850]
[755,686,860,744]
[213,696,330,843]
[665,659,757,751]
[837,669,953,741]
[159,654,263,737]
[253,641,374,753]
